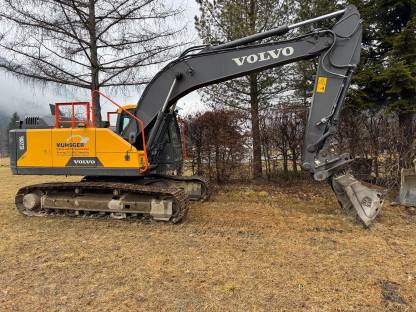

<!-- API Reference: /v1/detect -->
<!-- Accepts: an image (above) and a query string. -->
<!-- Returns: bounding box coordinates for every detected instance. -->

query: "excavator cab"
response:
[106,104,136,134]
[107,104,184,174]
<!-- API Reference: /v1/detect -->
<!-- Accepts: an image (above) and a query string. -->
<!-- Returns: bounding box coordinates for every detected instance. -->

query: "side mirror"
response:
[128,132,136,144]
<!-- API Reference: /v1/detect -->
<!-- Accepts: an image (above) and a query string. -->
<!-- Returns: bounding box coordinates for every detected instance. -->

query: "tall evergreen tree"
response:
[293,0,340,105]
[349,0,416,167]
[294,0,416,167]
[195,0,295,179]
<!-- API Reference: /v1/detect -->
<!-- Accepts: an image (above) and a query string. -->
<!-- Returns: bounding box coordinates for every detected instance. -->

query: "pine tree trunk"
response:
[248,0,262,179]
[89,0,101,126]
[250,73,262,179]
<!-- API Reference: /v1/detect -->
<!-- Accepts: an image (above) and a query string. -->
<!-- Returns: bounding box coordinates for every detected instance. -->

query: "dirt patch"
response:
[0,168,415,311]
[381,281,408,305]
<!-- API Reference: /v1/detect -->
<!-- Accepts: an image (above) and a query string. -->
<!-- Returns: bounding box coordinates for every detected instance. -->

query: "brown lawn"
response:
[0,166,415,311]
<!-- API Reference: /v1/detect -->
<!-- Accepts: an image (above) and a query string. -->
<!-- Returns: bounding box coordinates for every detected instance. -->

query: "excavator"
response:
[9,5,384,226]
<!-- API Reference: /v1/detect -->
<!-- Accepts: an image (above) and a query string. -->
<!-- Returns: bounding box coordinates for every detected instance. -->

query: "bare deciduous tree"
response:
[0,0,186,124]
[187,110,247,182]
[260,103,306,179]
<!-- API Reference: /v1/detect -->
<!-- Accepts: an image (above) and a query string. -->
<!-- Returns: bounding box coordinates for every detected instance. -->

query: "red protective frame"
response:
[106,111,118,128]
[91,90,149,173]
[53,93,149,173]
[55,102,90,128]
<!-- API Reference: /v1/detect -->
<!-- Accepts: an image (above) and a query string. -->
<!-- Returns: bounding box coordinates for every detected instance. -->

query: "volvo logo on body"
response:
[73,159,96,165]
[232,46,294,66]
[66,157,103,167]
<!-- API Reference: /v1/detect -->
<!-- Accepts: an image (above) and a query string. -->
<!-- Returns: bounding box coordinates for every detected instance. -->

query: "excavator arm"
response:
[131,6,358,166]
[126,5,383,226]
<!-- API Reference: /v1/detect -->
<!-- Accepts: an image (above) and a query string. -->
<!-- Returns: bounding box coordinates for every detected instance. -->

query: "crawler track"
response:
[82,174,210,202]
[15,181,188,223]
[146,174,210,201]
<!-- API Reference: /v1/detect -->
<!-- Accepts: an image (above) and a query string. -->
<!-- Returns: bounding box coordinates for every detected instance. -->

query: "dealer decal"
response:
[56,135,90,148]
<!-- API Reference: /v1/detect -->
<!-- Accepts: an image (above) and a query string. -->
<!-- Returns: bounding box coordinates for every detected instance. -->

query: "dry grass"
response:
[0,167,415,312]
[0,157,9,167]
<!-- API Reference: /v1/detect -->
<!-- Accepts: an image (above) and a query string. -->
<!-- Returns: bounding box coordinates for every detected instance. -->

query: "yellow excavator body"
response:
[15,128,147,171]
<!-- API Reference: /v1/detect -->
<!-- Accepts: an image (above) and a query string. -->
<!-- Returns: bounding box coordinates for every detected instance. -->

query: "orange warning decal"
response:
[316,77,328,93]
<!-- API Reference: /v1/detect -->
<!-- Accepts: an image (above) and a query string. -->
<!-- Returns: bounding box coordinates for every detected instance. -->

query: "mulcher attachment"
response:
[331,173,384,227]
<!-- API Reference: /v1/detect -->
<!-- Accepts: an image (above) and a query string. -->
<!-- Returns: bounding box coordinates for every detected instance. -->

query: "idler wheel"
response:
[22,193,41,210]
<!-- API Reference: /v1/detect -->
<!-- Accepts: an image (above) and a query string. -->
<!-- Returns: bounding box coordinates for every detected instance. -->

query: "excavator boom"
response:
[125,4,383,225]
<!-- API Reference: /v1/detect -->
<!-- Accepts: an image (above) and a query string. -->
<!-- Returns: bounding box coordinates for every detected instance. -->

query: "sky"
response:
[0,0,205,119]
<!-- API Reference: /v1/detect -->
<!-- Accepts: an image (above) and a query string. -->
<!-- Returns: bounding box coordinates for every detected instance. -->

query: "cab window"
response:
[121,115,130,131]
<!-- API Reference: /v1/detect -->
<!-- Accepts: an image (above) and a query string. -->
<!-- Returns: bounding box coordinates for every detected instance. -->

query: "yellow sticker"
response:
[316,77,328,93]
